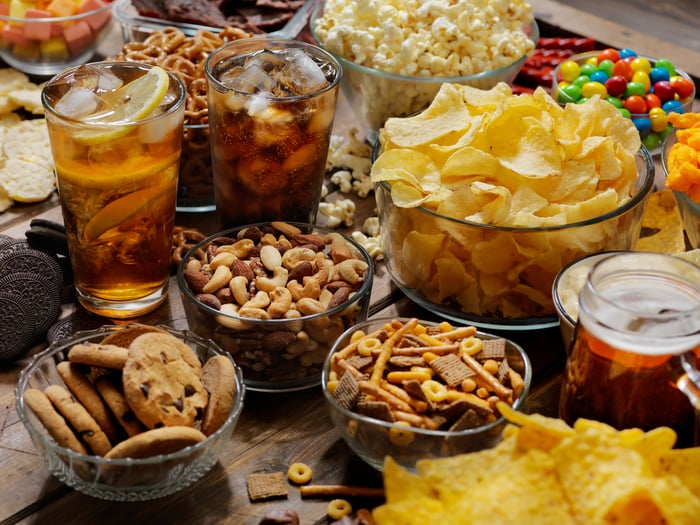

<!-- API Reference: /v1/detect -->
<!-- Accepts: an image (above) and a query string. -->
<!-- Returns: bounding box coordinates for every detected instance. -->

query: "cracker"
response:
[357,400,394,422]
[429,353,474,387]
[246,472,288,501]
[0,157,55,203]
[333,371,360,410]
[388,355,425,368]
[474,338,507,361]
[449,408,487,432]
[345,354,373,371]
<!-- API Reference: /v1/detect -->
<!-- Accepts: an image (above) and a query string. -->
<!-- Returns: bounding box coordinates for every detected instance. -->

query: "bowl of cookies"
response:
[15,324,245,501]
[177,221,374,392]
[323,317,531,471]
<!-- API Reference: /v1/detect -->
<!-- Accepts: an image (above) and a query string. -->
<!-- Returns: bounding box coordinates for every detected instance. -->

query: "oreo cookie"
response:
[47,311,108,345]
[25,219,69,257]
[0,248,63,283]
[0,238,31,256]
[0,271,61,342]
[0,291,37,362]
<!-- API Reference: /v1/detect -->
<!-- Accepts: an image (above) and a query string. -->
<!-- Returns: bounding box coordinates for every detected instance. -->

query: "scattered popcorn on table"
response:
[319,198,356,228]
[351,229,383,260]
[326,130,373,197]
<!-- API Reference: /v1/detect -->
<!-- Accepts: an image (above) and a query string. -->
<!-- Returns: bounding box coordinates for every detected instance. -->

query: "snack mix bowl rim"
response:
[661,131,700,249]
[322,317,532,471]
[0,3,115,76]
[177,221,375,393]
[373,145,655,331]
[15,324,246,501]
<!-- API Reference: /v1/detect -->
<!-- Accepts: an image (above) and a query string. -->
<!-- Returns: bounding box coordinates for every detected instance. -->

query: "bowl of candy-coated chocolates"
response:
[322,317,532,471]
[0,0,115,76]
[552,49,695,154]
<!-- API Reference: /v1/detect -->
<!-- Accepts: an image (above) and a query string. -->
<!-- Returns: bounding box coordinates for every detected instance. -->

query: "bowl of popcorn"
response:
[551,49,695,154]
[661,116,700,249]
[323,317,532,471]
[177,221,374,392]
[15,324,245,501]
[309,0,538,144]
[0,0,114,76]
[372,82,655,330]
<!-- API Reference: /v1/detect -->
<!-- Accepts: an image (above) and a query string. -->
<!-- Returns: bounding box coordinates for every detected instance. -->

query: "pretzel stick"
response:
[370,318,419,384]
[300,485,385,499]
[460,352,513,401]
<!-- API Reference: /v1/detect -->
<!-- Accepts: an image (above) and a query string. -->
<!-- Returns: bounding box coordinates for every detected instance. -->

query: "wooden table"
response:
[0,4,696,525]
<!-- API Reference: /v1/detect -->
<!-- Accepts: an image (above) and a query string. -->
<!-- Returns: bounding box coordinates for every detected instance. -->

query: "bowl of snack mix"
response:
[323,317,531,471]
[177,221,374,392]
[372,82,655,330]
[661,117,700,249]
[0,0,114,76]
[310,0,538,144]
[552,49,695,155]
[15,324,245,501]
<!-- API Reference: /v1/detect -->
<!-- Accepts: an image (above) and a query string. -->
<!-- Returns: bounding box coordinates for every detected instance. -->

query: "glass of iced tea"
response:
[42,62,186,318]
[204,37,341,229]
[559,252,700,447]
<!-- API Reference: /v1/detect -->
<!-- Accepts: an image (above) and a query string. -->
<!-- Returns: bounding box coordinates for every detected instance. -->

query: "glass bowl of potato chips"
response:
[372,82,655,330]
[309,1,538,144]
[661,128,700,249]
[323,317,532,471]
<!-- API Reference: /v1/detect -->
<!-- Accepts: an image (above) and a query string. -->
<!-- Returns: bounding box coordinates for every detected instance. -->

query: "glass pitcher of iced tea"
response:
[559,252,700,447]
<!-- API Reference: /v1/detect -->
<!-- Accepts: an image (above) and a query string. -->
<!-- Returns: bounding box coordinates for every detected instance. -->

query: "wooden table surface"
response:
[0,3,697,525]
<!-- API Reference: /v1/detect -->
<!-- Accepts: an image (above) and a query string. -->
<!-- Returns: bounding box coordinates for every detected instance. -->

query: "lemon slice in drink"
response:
[74,66,170,145]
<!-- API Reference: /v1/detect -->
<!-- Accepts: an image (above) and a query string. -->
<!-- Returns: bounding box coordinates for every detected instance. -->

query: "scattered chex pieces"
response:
[246,472,289,501]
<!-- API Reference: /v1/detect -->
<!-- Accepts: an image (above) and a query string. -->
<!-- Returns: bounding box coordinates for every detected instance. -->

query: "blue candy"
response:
[662,99,685,113]
[589,70,609,84]
[618,48,638,59]
[632,116,651,137]
[649,66,670,84]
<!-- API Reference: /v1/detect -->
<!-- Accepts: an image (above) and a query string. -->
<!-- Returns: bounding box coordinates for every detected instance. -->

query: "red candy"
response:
[653,80,675,102]
[605,75,627,97]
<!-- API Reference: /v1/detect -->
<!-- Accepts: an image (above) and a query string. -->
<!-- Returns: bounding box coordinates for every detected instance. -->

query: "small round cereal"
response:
[327,499,352,520]
[287,462,313,484]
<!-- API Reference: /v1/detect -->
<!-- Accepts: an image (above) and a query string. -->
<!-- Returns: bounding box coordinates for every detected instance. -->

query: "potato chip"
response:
[372,82,644,320]
[652,447,700,499]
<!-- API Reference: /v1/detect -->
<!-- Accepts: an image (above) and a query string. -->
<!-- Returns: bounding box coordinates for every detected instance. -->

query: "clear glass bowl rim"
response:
[0,3,112,23]
[15,324,246,467]
[309,2,539,84]
[322,317,533,438]
[176,221,375,324]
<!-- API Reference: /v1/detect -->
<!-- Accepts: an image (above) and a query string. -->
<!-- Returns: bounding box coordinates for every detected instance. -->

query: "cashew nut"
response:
[268,286,293,318]
[217,238,254,258]
[282,246,317,269]
[241,290,270,310]
[209,251,237,270]
[326,232,355,263]
[283,330,310,357]
[296,297,325,316]
[202,265,233,294]
[229,275,250,305]
[237,307,272,320]
[216,303,252,330]
[283,308,303,333]
[333,259,368,285]
[312,254,332,287]
[287,276,321,301]
[256,266,289,292]
[271,221,302,237]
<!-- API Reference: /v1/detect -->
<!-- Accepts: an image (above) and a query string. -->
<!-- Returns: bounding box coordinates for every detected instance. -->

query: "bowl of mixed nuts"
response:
[177,221,374,392]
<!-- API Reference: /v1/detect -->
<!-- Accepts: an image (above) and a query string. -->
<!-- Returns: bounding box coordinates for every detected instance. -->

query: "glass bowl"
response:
[177,222,374,392]
[661,131,700,249]
[322,317,532,472]
[0,0,114,76]
[113,0,314,41]
[309,3,538,144]
[375,148,655,331]
[551,51,695,155]
[15,324,245,501]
